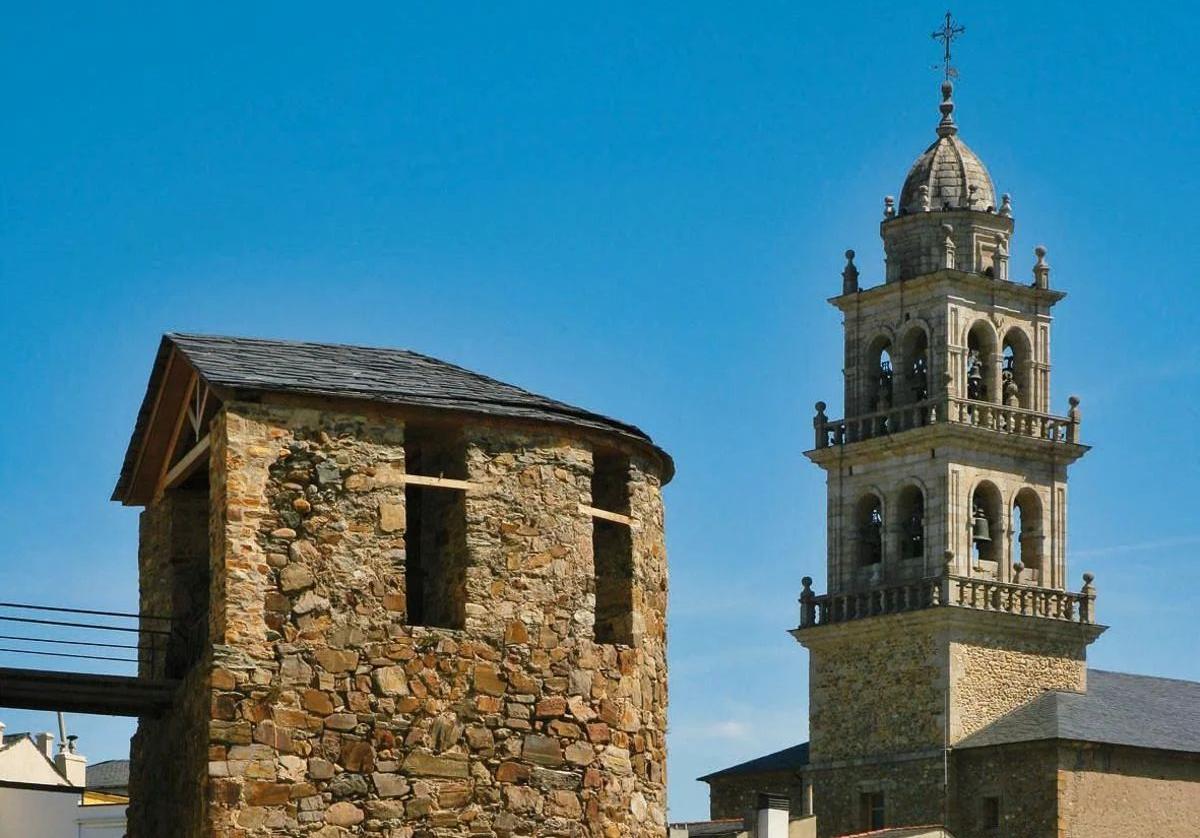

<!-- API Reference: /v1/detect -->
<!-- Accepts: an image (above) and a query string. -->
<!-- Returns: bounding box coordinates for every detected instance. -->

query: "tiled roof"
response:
[957,669,1200,753]
[86,759,130,791]
[113,333,672,500]
[697,741,809,782]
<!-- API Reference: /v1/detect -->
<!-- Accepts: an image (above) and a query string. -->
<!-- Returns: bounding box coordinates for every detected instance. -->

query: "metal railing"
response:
[0,601,187,677]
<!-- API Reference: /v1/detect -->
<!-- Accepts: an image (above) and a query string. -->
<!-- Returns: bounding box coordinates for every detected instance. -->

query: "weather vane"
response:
[931,11,965,80]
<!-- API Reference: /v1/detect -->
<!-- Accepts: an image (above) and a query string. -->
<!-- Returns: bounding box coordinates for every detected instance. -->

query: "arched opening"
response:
[865,336,894,412]
[966,322,998,403]
[1012,488,1044,580]
[901,327,930,404]
[896,485,925,561]
[970,481,1004,567]
[856,494,884,567]
[1002,328,1033,409]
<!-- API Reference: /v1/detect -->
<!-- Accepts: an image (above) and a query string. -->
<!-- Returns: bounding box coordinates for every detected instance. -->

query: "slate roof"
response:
[697,741,809,782]
[114,333,672,500]
[670,820,746,838]
[86,759,130,792]
[957,669,1200,753]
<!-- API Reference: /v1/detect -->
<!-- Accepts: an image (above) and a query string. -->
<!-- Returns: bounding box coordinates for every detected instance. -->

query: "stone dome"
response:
[898,81,996,214]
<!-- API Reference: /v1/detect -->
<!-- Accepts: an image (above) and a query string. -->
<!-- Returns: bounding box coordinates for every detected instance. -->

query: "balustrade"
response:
[814,396,1081,448]
[798,573,1096,628]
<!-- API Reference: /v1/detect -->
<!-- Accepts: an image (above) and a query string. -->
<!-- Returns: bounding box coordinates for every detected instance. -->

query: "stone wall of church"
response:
[810,757,944,838]
[947,618,1087,743]
[1056,743,1200,838]
[130,399,669,838]
[950,741,1058,838]
[705,771,800,821]
[805,614,946,761]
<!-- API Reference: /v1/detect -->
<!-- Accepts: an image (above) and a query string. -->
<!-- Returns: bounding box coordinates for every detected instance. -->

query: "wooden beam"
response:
[402,474,478,492]
[161,433,211,493]
[152,372,198,503]
[127,354,196,506]
[578,504,637,527]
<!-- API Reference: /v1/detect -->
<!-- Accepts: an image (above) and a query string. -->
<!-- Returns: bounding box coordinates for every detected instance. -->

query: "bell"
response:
[972,510,992,543]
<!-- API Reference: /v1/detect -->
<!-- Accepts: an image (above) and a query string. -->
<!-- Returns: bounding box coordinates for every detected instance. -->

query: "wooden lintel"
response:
[161,433,212,493]
[402,474,477,492]
[578,504,637,527]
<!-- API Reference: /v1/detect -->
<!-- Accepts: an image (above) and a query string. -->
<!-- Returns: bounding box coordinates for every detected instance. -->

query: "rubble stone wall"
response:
[132,398,668,837]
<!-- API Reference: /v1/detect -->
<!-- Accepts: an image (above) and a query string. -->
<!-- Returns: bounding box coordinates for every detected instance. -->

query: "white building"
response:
[0,720,127,838]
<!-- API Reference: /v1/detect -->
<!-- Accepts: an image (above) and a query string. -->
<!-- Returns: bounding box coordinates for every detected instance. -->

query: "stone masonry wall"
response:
[1056,744,1200,838]
[134,399,668,838]
[806,618,944,762]
[948,622,1086,743]
[706,772,800,821]
[950,741,1059,838]
[811,757,944,838]
[129,491,213,837]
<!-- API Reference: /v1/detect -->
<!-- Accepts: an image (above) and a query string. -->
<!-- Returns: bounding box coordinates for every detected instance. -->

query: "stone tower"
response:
[792,83,1104,837]
[113,334,672,837]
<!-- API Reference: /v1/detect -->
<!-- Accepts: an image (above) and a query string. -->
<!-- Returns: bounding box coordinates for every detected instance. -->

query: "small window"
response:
[592,451,633,645]
[403,426,468,629]
[982,795,1001,829]
[859,791,885,830]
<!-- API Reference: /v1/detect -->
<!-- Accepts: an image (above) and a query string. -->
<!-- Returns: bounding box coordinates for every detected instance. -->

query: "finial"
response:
[937,79,958,137]
[801,576,813,590]
[884,196,895,219]
[919,184,931,212]
[1082,572,1095,586]
[967,184,978,209]
[1033,245,1049,288]
[999,193,1013,218]
[842,249,859,294]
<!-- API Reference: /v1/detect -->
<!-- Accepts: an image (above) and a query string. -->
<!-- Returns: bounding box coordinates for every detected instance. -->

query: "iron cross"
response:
[931,11,965,80]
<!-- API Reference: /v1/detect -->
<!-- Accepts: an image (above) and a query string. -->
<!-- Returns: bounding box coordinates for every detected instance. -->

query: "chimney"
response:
[54,736,87,787]
[755,793,790,838]
[36,732,54,759]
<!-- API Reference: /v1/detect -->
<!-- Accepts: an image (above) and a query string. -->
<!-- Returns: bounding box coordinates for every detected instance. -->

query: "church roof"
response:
[697,741,809,782]
[113,332,672,502]
[956,669,1200,754]
[898,81,996,214]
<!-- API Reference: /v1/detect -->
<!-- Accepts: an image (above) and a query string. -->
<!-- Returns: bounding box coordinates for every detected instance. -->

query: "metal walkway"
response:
[0,602,183,717]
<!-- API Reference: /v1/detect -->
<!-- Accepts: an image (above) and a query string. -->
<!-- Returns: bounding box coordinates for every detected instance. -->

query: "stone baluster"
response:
[1080,572,1096,624]
[814,402,829,449]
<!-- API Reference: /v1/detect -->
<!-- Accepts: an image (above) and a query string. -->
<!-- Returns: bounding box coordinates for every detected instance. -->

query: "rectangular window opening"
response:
[982,795,1001,830]
[403,426,468,630]
[859,791,885,831]
[592,450,633,646]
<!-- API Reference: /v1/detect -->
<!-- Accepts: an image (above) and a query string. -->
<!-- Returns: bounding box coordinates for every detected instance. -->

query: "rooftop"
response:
[957,669,1200,753]
[897,81,995,215]
[697,741,809,782]
[114,332,673,501]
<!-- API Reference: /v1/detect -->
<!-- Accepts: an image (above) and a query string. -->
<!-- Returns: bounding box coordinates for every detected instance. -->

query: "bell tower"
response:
[792,77,1104,838]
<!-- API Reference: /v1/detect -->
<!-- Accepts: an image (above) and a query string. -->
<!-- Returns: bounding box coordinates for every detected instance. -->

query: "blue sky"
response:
[1,1,1197,821]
